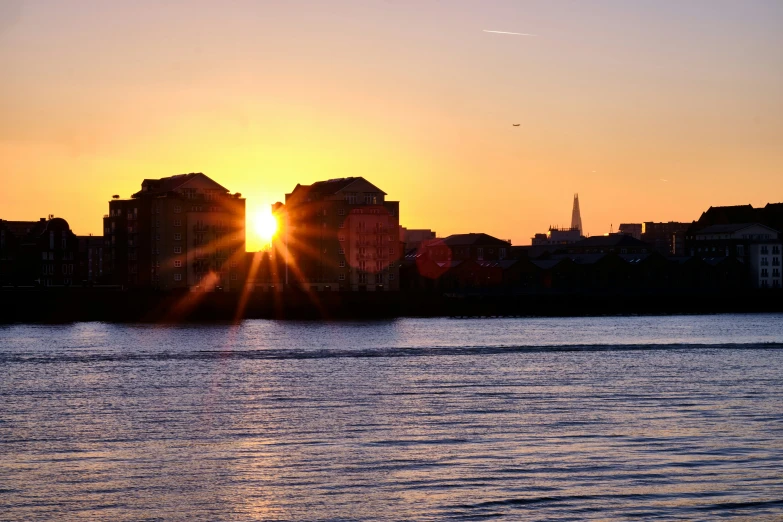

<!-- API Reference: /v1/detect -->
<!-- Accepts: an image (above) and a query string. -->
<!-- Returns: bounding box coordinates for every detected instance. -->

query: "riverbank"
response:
[1,287,782,322]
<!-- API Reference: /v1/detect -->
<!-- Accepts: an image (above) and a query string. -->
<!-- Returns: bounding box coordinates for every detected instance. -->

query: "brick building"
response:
[274,177,401,291]
[104,173,246,291]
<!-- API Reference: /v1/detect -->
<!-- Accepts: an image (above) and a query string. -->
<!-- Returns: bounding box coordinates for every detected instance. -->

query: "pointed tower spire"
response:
[571,193,582,234]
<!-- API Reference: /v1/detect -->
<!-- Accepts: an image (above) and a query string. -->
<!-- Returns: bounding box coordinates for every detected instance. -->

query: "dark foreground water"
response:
[2,315,783,521]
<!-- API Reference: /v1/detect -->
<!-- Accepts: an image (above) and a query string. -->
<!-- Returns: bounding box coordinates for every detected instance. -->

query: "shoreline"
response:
[1,287,782,323]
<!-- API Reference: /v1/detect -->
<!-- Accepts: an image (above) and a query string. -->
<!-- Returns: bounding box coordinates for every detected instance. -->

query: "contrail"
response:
[483,30,536,36]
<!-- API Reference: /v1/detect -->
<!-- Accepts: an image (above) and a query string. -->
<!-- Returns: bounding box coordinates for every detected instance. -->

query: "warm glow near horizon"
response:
[1,0,782,251]
[253,208,279,249]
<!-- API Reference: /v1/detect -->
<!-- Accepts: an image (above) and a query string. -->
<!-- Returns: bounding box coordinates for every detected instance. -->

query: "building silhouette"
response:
[618,223,642,240]
[0,217,81,286]
[641,222,690,255]
[401,228,436,251]
[686,223,781,288]
[104,173,246,291]
[531,226,583,246]
[571,193,583,234]
[273,177,401,291]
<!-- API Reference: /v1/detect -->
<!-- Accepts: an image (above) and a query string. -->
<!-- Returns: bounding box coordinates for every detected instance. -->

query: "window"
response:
[761,257,769,266]
[339,247,345,254]
[773,246,781,255]
[339,223,345,229]
[61,238,67,249]
[339,236,345,242]
[389,247,394,255]
[339,260,345,268]
[231,262,238,268]
[231,273,237,281]
[500,248,507,259]
[389,273,395,280]
[761,268,768,277]
[174,260,182,268]
[174,233,181,241]
[761,246,769,255]
[156,220,160,228]
[156,234,160,241]
[477,247,484,260]
[174,206,182,213]
[773,268,781,278]
[174,273,182,281]
[773,257,780,266]
[174,219,181,227]
[338,273,346,281]
[174,246,182,254]
[338,208,345,216]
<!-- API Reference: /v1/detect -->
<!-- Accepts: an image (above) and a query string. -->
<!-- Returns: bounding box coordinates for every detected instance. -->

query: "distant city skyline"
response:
[1,0,782,251]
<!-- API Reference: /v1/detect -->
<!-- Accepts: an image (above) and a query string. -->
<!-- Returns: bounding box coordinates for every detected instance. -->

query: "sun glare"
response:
[254,210,279,245]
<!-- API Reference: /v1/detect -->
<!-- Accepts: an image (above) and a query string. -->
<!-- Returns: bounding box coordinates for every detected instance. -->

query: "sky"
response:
[1,0,782,251]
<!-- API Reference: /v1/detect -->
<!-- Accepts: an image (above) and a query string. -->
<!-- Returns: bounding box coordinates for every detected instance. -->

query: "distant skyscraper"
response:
[571,194,583,234]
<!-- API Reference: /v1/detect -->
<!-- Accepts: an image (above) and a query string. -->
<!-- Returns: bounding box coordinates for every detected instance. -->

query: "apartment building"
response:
[0,217,81,286]
[642,221,690,255]
[687,223,781,288]
[274,177,401,291]
[104,173,246,291]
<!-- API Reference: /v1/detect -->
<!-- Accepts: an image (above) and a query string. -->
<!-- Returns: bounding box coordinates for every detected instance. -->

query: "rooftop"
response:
[695,223,772,234]
[131,173,229,198]
[440,233,511,247]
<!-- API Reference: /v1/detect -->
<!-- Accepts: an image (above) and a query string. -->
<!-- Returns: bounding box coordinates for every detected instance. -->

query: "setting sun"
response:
[254,210,278,245]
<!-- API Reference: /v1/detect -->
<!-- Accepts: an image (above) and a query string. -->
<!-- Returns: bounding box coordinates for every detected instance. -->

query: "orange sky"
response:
[1,0,782,251]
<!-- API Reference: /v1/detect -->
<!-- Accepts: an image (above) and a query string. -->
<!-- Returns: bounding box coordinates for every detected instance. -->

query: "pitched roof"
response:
[441,233,511,247]
[298,177,387,196]
[694,204,759,227]
[310,178,363,194]
[131,173,228,198]
[562,253,608,265]
[695,223,774,234]
[531,259,560,270]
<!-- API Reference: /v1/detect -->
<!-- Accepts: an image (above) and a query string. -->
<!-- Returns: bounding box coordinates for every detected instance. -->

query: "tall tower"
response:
[571,193,582,233]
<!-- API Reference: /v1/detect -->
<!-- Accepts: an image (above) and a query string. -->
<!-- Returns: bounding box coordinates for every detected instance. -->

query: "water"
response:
[2,314,783,521]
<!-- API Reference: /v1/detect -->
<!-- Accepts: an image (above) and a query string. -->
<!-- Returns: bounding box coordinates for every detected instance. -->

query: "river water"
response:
[2,315,783,520]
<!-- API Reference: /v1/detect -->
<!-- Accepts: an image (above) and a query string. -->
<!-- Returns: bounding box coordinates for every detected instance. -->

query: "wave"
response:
[1,342,782,364]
